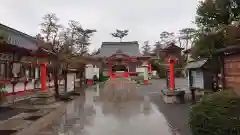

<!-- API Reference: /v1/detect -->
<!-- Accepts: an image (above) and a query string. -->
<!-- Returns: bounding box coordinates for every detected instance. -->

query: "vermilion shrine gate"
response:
[86,42,152,84]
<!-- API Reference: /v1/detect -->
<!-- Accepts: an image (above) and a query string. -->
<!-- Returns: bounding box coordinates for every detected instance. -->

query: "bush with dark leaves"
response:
[189,91,240,135]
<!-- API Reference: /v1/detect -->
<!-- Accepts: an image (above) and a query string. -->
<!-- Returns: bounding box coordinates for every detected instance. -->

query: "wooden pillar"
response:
[148,64,152,73]
[141,64,149,84]
[143,66,149,84]
[123,72,129,78]
[40,62,47,91]
[218,55,225,90]
[108,62,112,78]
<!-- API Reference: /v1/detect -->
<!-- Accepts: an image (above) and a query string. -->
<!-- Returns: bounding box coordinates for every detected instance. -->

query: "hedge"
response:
[189,91,240,135]
[99,73,109,82]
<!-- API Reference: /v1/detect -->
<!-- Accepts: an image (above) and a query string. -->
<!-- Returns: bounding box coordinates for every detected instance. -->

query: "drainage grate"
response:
[24,109,39,113]
[0,130,17,135]
[24,116,42,121]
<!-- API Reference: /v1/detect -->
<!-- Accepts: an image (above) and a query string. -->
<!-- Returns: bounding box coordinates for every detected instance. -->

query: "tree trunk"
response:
[178,37,182,48]
[79,71,84,89]
[53,71,59,99]
[186,39,189,50]
[53,63,60,99]
[64,70,67,93]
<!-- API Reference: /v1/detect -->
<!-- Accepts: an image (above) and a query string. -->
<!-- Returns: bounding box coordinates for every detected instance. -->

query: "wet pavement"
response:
[139,79,192,135]
[37,83,175,135]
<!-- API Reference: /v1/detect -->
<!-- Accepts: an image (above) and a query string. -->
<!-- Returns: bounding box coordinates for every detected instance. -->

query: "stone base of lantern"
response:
[163,94,177,104]
[30,91,55,105]
[161,89,185,104]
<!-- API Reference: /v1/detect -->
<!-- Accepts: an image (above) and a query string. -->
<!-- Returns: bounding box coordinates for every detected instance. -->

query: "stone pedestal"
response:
[162,89,185,104]
[30,91,55,105]
[162,90,177,104]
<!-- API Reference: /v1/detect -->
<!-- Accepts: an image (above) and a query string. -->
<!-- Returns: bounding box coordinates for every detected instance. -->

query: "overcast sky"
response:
[0,0,200,51]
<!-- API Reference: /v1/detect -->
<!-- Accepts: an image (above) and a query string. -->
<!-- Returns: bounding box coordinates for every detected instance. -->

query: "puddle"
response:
[98,78,140,102]
[38,80,173,135]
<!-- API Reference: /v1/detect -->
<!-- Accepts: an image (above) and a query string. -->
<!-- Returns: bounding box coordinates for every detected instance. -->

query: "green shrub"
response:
[99,73,109,82]
[150,61,167,78]
[189,91,240,135]
[0,84,7,103]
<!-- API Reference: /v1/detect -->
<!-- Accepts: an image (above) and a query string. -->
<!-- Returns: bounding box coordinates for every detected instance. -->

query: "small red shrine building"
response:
[95,41,152,79]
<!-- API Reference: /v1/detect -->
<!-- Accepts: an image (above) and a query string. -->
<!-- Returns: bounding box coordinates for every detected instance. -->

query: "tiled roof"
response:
[97,41,142,57]
[0,23,38,51]
[162,43,184,50]
[185,59,208,69]
[215,45,240,54]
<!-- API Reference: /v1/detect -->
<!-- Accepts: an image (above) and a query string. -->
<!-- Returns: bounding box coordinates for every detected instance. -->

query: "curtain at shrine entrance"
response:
[112,64,128,72]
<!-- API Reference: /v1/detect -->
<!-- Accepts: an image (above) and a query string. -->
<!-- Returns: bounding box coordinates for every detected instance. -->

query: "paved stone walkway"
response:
[139,79,192,135]
[36,84,175,135]
[0,91,39,122]
[150,94,192,135]
[3,91,37,106]
[0,91,64,135]
[0,79,192,135]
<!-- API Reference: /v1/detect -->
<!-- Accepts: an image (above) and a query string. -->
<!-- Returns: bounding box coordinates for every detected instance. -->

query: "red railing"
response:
[111,72,129,78]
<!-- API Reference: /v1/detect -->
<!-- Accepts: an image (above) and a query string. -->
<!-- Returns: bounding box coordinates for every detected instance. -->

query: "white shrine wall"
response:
[85,64,99,79]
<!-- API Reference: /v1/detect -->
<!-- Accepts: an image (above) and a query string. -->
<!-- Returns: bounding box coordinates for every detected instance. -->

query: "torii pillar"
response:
[40,62,47,91]
[168,56,178,91]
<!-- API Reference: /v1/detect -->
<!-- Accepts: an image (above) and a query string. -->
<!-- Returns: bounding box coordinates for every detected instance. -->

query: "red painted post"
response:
[169,60,175,90]
[149,64,152,73]
[40,62,47,91]
[144,80,149,84]
[123,72,129,78]
[87,79,93,85]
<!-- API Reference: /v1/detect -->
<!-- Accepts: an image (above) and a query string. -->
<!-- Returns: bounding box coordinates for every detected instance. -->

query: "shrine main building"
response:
[95,41,151,78]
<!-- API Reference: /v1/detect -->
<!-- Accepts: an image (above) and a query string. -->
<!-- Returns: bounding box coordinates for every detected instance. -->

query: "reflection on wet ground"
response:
[37,84,174,135]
